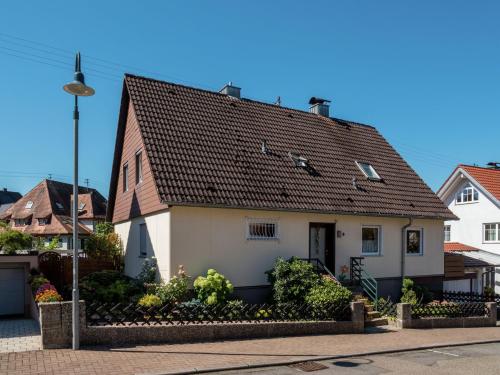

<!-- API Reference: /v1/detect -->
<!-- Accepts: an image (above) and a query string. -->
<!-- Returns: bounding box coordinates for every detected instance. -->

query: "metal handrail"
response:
[350,256,378,302]
[299,258,336,279]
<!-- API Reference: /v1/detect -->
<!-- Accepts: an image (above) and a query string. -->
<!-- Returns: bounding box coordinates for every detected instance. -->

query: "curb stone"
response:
[149,338,500,375]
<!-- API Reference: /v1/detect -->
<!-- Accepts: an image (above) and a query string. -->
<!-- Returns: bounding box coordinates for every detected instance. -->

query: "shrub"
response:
[154,266,190,304]
[266,257,320,304]
[305,276,352,311]
[138,294,162,308]
[137,258,158,285]
[85,227,123,261]
[193,269,233,305]
[80,270,142,303]
[401,278,418,305]
[226,299,245,319]
[30,275,49,293]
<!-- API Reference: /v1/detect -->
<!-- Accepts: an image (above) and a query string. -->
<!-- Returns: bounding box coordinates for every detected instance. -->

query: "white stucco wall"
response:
[167,206,444,287]
[116,209,170,280]
[443,179,500,254]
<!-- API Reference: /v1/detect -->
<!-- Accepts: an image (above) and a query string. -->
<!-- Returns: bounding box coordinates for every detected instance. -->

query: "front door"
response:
[309,223,335,273]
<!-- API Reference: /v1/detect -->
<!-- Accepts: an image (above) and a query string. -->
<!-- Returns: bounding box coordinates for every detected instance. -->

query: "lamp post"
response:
[63,52,94,350]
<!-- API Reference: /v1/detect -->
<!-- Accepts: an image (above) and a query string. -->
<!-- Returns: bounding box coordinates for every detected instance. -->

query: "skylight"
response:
[78,202,86,211]
[25,201,33,209]
[356,161,381,180]
[55,202,64,210]
[288,152,309,168]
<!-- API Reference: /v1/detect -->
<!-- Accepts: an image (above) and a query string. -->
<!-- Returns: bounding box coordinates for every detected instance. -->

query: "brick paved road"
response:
[0,319,40,354]
[1,326,500,375]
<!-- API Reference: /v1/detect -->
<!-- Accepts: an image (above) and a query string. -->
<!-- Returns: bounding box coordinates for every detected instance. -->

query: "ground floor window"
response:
[362,226,381,255]
[246,219,279,240]
[406,228,423,255]
[444,225,451,242]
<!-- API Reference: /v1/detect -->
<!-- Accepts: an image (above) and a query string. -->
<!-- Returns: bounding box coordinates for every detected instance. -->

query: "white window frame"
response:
[483,223,500,243]
[405,228,424,256]
[456,183,479,204]
[246,218,279,240]
[444,225,451,242]
[361,225,382,256]
[135,150,143,185]
[355,161,381,181]
[25,201,33,209]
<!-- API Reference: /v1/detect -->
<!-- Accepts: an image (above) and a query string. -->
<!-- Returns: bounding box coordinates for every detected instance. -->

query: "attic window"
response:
[25,201,33,209]
[356,161,381,180]
[78,202,86,211]
[38,217,51,226]
[55,202,64,210]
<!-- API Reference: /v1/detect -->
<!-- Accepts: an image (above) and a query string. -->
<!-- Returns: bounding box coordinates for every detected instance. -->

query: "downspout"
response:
[401,217,413,280]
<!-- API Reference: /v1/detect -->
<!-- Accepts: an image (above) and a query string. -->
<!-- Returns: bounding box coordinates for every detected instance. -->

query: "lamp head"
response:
[63,52,95,97]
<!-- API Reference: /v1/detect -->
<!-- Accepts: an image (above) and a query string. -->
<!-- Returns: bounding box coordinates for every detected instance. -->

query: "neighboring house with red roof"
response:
[0,179,107,250]
[107,75,455,301]
[438,163,500,293]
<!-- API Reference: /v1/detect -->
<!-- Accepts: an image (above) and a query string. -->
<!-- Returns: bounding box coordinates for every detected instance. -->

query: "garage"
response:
[0,267,25,316]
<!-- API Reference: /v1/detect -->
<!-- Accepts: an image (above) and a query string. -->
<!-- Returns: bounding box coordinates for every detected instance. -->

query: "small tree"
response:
[0,230,33,254]
[85,222,123,261]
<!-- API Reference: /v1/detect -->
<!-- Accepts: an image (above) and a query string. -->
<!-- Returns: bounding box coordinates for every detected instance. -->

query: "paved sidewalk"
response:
[0,319,41,354]
[1,326,500,375]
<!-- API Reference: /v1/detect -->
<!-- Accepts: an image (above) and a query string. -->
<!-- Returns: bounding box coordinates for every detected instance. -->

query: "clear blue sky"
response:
[1,1,499,197]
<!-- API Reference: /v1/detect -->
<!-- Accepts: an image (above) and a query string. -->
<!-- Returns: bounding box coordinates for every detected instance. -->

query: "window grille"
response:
[247,219,279,240]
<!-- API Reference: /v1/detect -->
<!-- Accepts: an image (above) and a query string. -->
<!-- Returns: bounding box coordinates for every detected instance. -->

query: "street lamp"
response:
[63,52,94,350]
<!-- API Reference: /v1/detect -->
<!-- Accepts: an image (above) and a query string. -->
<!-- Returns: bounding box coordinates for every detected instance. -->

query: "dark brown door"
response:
[309,223,335,274]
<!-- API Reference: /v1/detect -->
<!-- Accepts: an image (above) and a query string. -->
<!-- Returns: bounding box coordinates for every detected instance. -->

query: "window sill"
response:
[406,253,424,256]
[455,201,479,205]
[138,254,147,258]
[361,253,382,257]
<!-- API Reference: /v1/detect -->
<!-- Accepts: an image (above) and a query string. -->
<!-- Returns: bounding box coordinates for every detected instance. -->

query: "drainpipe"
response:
[401,217,413,280]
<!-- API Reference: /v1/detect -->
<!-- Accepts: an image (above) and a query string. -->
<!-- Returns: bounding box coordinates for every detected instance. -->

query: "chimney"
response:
[487,162,500,170]
[309,97,331,117]
[219,82,241,99]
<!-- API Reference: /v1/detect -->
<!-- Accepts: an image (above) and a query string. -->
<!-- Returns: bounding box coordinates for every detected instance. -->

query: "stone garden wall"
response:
[38,301,365,349]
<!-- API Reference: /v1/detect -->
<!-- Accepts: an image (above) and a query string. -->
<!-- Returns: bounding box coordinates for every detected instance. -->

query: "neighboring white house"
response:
[107,74,456,301]
[437,163,500,293]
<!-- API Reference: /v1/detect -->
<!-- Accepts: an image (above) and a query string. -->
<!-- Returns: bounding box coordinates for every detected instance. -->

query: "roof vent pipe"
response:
[219,82,241,99]
[309,97,331,117]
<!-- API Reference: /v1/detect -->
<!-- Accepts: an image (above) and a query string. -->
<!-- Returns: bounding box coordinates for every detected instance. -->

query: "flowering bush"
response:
[153,265,190,304]
[138,294,162,308]
[194,269,233,305]
[30,275,49,293]
[35,285,63,303]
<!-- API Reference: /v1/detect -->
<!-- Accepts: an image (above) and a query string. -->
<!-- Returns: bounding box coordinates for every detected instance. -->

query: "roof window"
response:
[78,202,86,211]
[25,201,33,209]
[356,161,381,181]
[55,202,64,210]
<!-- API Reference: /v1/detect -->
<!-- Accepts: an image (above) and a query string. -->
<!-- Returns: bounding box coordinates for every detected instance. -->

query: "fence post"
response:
[350,301,365,333]
[396,303,411,329]
[39,301,86,349]
[486,302,497,326]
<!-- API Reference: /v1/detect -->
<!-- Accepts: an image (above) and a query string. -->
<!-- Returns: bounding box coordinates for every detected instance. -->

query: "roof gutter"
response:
[401,217,413,280]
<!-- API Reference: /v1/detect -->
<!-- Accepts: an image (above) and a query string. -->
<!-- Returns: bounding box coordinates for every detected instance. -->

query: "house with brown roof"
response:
[0,179,107,250]
[0,188,22,214]
[107,75,455,300]
[438,163,500,293]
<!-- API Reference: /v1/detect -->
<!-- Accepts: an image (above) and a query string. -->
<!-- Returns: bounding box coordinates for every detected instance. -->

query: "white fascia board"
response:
[438,167,500,209]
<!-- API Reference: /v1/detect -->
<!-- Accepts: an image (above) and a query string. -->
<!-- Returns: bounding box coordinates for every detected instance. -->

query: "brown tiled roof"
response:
[109,74,455,220]
[0,179,107,236]
[444,242,479,253]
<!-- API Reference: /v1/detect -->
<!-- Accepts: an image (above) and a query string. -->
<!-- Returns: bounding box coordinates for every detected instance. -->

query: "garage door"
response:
[0,268,25,316]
